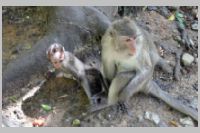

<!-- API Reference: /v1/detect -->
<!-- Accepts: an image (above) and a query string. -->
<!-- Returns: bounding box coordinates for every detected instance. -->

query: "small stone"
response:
[10,55,17,60]
[191,21,198,31]
[97,113,104,120]
[82,112,87,116]
[144,111,160,125]
[26,16,30,19]
[72,119,81,127]
[137,115,144,122]
[192,9,198,18]
[182,53,194,66]
[23,43,32,50]
[180,117,194,127]
[189,38,195,46]
[195,58,198,64]
[173,35,182,43]
[194,54,198,58]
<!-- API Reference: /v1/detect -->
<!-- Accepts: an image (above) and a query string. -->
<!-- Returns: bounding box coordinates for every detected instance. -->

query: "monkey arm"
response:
[145,80,198,121]
[102,57,117,82]
[119,67,152,102]
[107,71,134,105]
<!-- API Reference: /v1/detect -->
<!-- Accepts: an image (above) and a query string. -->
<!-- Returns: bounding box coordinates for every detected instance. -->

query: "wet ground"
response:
[2,7,198,127]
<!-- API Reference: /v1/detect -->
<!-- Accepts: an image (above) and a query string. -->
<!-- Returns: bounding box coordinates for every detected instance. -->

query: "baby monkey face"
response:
[47,43,65,69]
[51,58,63,69]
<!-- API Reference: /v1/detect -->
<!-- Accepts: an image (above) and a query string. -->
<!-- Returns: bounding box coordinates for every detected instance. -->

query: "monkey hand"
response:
[44,70,56,80]
[89,96,109,112]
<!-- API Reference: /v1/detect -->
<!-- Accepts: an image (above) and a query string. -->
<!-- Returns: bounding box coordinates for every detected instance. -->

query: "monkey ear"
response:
[109,30,117,37]
[60,51,65,60]
[46,48,51,61]
[62,46,65,52]
[123,16,131,23]
[59,46,65,60]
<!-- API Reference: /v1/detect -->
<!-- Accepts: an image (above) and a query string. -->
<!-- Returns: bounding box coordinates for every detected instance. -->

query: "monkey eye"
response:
[52,48,57,53]
[53,61,58,64]
[126,38,131,42]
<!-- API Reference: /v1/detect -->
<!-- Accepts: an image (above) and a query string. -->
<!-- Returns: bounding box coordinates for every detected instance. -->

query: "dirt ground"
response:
[2,7,198,127]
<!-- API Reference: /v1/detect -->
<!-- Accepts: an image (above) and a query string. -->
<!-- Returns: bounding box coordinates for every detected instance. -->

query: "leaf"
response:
[169,120,178,127]
[8,96,17,103]
[175,11,185,29]
[41,104,52,111]
[168,14,175,21]
[175,12,184,18]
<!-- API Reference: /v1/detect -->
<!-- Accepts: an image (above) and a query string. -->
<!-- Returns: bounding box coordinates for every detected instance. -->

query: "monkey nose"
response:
[54,64,61,69]
[129,37,135,42]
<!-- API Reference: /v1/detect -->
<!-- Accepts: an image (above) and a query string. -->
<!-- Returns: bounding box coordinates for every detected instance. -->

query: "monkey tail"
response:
[145,81,198,121]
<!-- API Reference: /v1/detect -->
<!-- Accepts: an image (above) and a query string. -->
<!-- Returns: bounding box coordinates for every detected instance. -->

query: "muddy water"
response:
[21,78,89,126]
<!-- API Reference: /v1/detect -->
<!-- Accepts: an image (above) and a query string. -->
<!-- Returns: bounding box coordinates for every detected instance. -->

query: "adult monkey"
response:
[101,17,197,121]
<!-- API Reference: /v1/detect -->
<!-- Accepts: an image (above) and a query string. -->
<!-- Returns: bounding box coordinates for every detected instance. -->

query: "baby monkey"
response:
[46,43,108,106]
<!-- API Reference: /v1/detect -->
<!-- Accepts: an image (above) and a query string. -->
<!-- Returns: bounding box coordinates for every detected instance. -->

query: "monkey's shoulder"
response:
[63,51,76,64]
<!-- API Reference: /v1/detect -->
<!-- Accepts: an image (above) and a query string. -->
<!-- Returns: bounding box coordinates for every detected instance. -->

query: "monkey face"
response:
[51,59,62,69]
[50,52,65,69]
[47,43,65,69]
[118,36,136,55]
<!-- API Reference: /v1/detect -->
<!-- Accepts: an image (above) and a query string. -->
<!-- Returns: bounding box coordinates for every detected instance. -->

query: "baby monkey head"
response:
[46,43,65,69]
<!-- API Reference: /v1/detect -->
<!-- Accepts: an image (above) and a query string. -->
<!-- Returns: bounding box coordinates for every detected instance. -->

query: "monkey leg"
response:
[89,72,135,114]
[156,58,173,74]
[89,102,110,113]
[116,101,133,117]
[145,80,198,121]
[89,99,133,117]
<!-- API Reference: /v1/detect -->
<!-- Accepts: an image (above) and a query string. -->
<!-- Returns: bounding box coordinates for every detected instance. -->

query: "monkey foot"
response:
[116,101,133,117]
[89,103,110,113]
